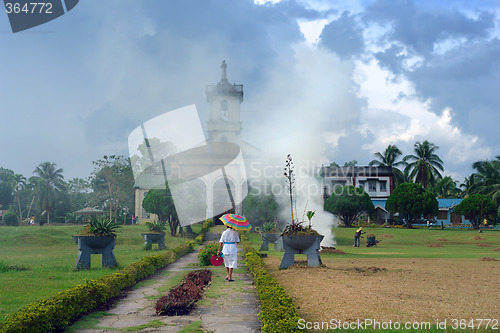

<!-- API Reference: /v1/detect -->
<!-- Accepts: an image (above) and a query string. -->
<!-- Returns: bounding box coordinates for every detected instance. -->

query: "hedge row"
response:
[242,235,304,333]
[0,219,213,333]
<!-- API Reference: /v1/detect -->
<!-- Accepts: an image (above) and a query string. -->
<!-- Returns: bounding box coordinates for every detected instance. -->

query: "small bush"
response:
[2,211,18,226]
[155,269,212,316]
[197,242,219,266]
[0,261,29,272]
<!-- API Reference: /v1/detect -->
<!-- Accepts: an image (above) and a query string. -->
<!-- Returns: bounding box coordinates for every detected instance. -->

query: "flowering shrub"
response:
[155,269,212,316]
[197,242,219,266]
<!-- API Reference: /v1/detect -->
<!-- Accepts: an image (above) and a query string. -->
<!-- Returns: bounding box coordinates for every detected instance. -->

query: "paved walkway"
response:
[68,233,261,332]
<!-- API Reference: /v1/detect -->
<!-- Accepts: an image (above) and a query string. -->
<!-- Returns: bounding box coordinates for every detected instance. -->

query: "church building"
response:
[133,61,261,224]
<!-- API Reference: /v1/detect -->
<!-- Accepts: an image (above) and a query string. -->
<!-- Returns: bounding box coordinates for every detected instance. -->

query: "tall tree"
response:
[324,185,375,228]
[432,176,460,199]
[386,182,438,228]
[369,144,406,188]
[403,140,444,188]
[471,156,500,211]
[454,194,496,229]
[142,182,179,236]
[460,175,478,198]
[32,162,66,224]
[12,174,26,222]
[0,167,15,209]
[90,155,134,223]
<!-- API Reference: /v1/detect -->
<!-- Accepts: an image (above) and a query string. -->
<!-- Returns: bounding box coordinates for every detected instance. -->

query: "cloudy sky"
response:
[1,0,499,184]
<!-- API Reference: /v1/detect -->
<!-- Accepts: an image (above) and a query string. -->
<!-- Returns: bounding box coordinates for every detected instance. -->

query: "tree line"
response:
[367,140,499,207]
[324,140,499,228]
[0,155,134,225]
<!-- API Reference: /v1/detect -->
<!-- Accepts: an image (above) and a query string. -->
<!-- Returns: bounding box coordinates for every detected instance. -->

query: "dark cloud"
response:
[319,11,365,59]
[365,0,495,56]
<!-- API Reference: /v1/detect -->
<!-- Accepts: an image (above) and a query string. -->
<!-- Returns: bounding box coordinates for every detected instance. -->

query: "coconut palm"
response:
[471,156,500,207]
[403,140,444,188]
[12,174,26,223]
[33,162,66,224]
[369,144,406,188]
[460,175,477,198]
[432,176,460,198]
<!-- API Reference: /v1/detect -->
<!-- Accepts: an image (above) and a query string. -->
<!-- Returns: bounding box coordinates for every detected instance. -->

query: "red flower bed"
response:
[155,269,212,316]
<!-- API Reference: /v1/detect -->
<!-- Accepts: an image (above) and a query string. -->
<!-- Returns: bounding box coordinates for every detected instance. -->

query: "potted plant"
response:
[259,221,283,251]
[142,220,167,250]
[72,217,121,270]
[280,154,323,269]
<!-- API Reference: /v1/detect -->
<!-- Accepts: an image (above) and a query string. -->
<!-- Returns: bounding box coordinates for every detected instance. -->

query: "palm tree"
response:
[460,175,477,198]
[403,140,444,188]
[369,144,406,189]
[471,156,500,207]
[33,162,66,225]
[432,176,460,198]
[12,174,26,223]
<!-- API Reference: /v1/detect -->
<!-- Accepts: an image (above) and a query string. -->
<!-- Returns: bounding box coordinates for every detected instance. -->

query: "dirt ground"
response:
[264,257,500,324]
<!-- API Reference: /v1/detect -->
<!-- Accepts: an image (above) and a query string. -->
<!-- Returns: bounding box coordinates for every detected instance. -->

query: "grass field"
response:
[0,223,202,320]
[247,227,500,331]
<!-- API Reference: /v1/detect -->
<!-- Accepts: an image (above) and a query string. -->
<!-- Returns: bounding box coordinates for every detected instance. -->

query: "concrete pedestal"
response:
[280,235,324,269]
[73,236,117,270]
[260,233,283,251]
[141,233,166,250]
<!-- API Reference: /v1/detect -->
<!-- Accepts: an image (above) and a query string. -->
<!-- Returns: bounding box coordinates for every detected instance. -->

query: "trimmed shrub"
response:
[0,220,213,333]
[2,211,18,226]
[155,269,212,316]
[242,234,303,333]
[197,242,219,266]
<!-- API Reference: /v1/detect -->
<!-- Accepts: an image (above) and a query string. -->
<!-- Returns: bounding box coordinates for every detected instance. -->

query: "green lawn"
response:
[247,226,500,259]
[0,223,202,319]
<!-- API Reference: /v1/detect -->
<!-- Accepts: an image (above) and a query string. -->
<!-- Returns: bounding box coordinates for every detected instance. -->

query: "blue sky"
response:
[0,0,499,183]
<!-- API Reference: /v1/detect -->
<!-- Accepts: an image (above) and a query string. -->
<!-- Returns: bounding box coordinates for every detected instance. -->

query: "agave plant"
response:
[260,221,280,233]
[88,217,121,238]
[145,220,167,233]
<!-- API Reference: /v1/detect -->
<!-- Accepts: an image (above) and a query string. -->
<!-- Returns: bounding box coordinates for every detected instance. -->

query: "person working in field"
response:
[218,225,240,282]
[353,227,365,247]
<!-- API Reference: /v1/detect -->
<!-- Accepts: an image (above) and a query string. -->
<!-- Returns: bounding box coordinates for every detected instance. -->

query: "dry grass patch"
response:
[493,248,500,251]
[427,243,444,247]
[264,257,500,323]
[473,236,487,240]
[380,235,394,238]
[436,238,447,241]
[480,257,499,261]
[477,243,492,247]
[320,247,346,254]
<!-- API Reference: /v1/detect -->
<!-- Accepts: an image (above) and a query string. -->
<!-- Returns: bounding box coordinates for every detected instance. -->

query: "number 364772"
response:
[5,2,53,14]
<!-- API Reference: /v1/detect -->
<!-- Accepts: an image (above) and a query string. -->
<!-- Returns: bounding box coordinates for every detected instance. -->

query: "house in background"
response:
[320,165,394,224]
[320,166,470,225]
[320,166,394,200]
[435,198,468,225]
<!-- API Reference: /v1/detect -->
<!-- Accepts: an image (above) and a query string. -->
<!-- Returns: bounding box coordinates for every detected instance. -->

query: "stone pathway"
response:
[67,233,261,332]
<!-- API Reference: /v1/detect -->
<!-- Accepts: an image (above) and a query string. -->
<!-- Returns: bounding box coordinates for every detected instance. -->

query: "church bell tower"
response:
[206,60,244,145]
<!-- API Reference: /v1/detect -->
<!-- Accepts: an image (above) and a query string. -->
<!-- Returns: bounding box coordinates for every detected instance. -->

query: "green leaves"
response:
[386,182,438,227]
[88,217,121,238]
[145,220,167,233]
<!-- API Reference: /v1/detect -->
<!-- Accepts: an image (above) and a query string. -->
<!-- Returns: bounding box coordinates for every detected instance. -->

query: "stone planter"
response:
[72,235,117,270]
[260,233,283,251]
[280,234,324,269]
[142,233,166,250]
